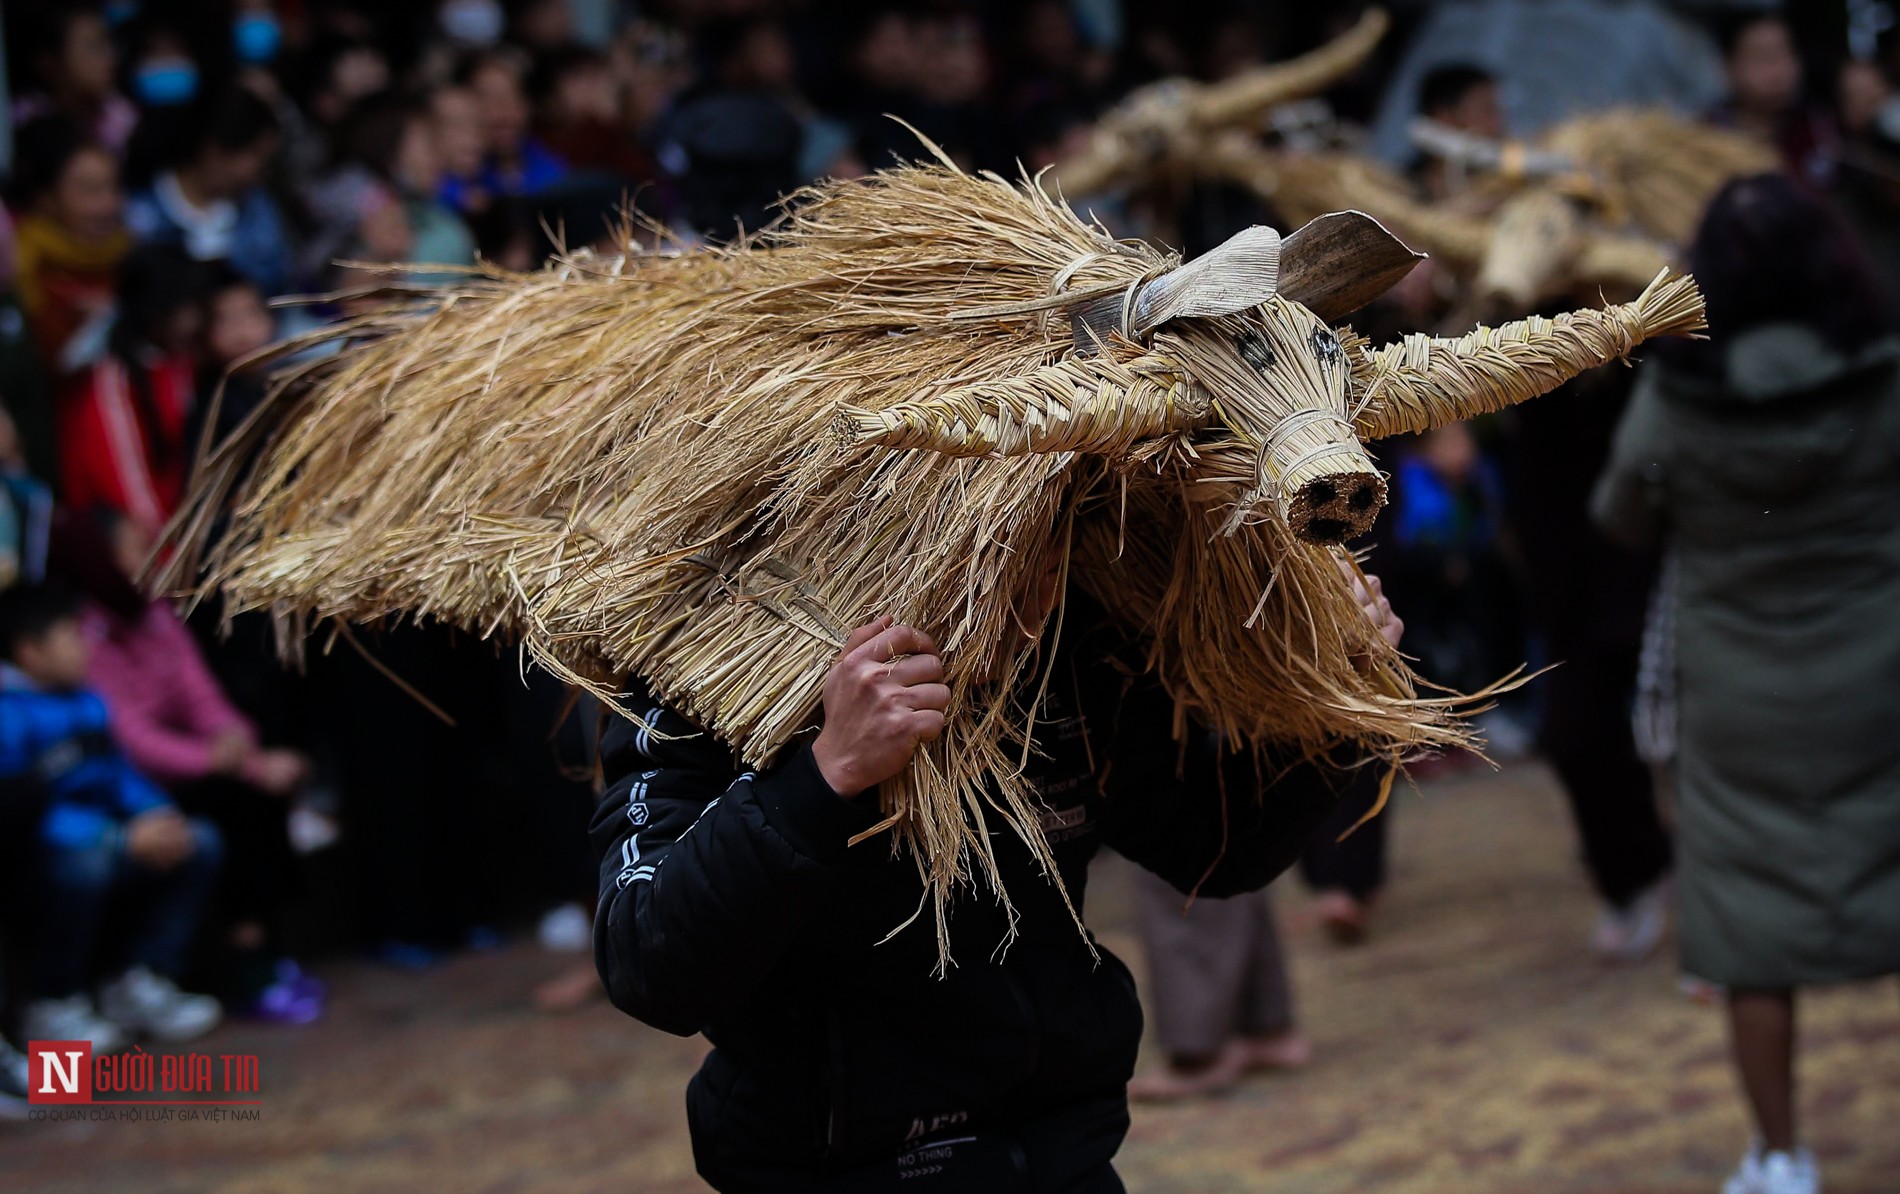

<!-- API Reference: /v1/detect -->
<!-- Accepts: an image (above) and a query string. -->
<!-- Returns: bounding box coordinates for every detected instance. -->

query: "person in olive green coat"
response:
[1592,174,1900,1194]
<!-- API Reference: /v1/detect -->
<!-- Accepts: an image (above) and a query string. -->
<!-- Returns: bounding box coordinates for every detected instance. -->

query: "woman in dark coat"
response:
[1592,174,1900,1194]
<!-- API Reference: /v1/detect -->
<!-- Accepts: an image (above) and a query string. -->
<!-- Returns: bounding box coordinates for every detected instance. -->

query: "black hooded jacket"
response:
[591,614,1345,1192]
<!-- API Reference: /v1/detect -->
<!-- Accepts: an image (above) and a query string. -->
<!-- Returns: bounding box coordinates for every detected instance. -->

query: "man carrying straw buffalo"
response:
[157,157,1701,1193]
[589,563,1402,1192]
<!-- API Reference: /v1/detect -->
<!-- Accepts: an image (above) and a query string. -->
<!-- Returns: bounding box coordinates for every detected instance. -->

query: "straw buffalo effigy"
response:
[162,158,1704,955]
[1409,109,1777,307]
[1044,10,1501,290]
[1051,8,1765,317]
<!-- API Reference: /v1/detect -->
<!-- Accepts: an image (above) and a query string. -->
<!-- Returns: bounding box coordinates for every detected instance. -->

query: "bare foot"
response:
[1239,1029,1312,1072]
[533,962,604,1014]
[1311,889,1370,946]
[1127,1042,1248,1103]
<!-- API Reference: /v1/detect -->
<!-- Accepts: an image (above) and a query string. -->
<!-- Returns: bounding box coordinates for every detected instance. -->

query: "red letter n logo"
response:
[28,1041,93,1104]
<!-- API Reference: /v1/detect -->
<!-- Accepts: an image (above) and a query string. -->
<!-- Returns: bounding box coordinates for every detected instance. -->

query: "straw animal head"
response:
[839,212,1420,544]
[1475,187,1592,309]
[1156,302,1384,541]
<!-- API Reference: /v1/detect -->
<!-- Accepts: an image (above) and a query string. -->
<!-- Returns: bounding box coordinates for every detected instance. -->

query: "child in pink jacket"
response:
[66,508,322,1022]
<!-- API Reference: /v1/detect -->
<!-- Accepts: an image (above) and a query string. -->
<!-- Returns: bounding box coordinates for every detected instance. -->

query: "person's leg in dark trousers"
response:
[1504,371,1672,923]
[1133,870,1254,1064]
[33,836,118,999]
[123,820,224,982]
[88,820,226,1043]
[1537,642,1672,908]
[1231,885,1308,1067]
[1129,873,1306,1101]
[503,669,597,915]
[1301,771,1389,901]
[1300,767,1389,943]
[36,819,223,996]
[333,623,484,956]
[171,778,298,1002]
[502,670,611,1010]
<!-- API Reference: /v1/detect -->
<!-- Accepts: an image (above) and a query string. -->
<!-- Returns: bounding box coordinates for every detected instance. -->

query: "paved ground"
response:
[6,761,1898,1193]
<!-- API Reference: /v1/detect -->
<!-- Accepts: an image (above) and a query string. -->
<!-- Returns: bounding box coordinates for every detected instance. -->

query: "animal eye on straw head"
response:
[1236,329,1277,376]
[1310,327,1340,367]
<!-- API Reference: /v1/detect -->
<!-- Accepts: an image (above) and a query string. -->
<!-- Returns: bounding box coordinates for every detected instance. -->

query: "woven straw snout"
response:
[1220,429,1385,544]
[1164,303,1387,543]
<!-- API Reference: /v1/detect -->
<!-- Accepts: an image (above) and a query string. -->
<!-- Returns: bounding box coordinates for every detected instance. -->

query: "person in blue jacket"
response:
[0,584,224,1050]
[124,88,290,296]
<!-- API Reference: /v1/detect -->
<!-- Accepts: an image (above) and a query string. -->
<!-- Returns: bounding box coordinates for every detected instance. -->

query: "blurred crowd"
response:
[0,3,1896,1188]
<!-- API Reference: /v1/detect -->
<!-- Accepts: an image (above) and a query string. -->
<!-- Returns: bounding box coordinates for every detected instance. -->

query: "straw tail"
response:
[835,352,1205,456]
[1351,269,1705,440]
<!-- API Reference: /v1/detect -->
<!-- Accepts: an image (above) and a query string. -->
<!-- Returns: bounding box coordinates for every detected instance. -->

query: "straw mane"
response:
[162,163,1696,963]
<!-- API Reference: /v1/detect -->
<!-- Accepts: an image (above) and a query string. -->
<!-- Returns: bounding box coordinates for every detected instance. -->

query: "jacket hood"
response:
[1656,325,1900,505]
[1690,324,1900,406]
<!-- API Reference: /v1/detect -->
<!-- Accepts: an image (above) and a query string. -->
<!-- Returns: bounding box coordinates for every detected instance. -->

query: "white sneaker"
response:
[99,967,222,1043]
[1722,1142,1762,1194]
[23,994,127,1052]
[1757,1148,1819,1194]
[1592,876,1669,964]
[1722,1142,1820,1194]
[537,902,592,953]
[287,802,341,855]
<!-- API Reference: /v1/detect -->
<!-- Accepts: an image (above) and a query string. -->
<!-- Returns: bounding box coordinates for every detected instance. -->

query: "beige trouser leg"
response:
[1133,870,1294,1059]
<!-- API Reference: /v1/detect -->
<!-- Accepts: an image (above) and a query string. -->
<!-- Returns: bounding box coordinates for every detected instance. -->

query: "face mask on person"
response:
[440,0,504,46]
[134,59,199,106]
[233,12,282,64]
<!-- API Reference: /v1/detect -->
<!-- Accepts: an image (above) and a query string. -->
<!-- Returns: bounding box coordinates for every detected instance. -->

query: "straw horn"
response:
[1352,269,1706,439]
[836,352,1205,456]
[1190,8,1390,129]
[1046,125,1147,198]
[1047,8,1389,197]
